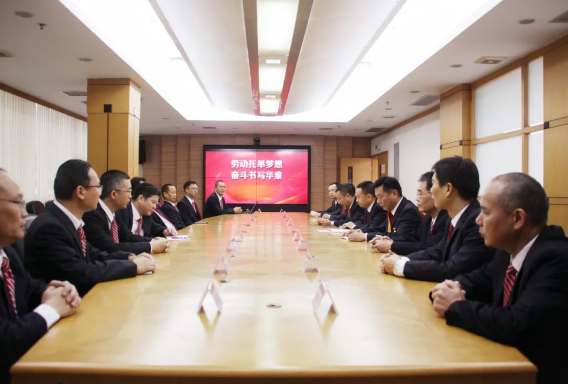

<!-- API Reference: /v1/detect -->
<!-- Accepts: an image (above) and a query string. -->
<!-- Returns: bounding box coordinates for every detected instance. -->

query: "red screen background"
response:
[204,149,309,205]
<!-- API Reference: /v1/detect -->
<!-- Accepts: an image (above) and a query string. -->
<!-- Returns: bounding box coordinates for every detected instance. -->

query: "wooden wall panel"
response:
[548,203,568,232]
[544,42,568,122]
[141,134,371,212]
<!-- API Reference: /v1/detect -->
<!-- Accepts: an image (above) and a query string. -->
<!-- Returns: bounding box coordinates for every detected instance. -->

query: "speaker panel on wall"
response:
[139,140,146,164]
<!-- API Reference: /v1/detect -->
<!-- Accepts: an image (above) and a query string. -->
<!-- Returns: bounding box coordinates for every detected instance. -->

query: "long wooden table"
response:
[12,213,536,384]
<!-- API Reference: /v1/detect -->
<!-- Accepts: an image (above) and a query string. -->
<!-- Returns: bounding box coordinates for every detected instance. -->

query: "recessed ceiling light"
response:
[519,19,535,25]
[265,95,277,99]
[162,117,169,120]
[475,56,507,65]
[385,108,392,110]
[382,115,395,119]
[265,59,281,64]
[450,64,462,68]
[15,11,33,18]
[410,90,420,94]
[366,119,373,122]
[78,58,93,62]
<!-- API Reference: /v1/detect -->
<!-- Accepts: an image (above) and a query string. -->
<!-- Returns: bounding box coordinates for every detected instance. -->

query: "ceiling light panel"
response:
[259,98,281,115]
[257,0,299,55]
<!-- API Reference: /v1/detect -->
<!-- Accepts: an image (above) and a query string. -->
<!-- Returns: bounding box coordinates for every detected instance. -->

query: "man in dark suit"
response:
[310,182,341,218]
[340,181,386,241]
[117,183,176,238]
[431,173,568,384]
[352,176,421,243]
[372,171,449,254]
[176,180,203,226]
[130,177,146,193]
[203,180,242,219]
[381,157,494,282]
[159,184,185,230]
[24,160,156,296]
[317,184,364,228]
[83,170,169,255]
[0,168,81,383]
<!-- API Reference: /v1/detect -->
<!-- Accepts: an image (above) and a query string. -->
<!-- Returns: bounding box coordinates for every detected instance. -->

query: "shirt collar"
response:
[186,195,194,204]
[0,249,6,278]
[166,200,176,206]
[99,199,115,223]
[391,197,403,216]
[511,235,539,272]
[54,200,84,230]
[131,202,141,221]
[367,200,375,213]
[451,204,470,228]
[215,192,223,200]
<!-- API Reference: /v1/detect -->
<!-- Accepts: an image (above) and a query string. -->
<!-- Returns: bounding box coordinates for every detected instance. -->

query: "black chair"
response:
[25,200,45,215]
[45,200,54,210]
[15,215,38,258]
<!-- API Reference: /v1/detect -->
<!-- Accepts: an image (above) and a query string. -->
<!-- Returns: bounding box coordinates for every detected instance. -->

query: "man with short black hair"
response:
[340,181,386,241]
[372,171,449,254]
[83,170,169,254]
[159,184,185,230]
[318,184,364,227]
[355,176,421,242]
[116,183,177,238]
[381,156,494,281]
[203,180,242,218]
[130,177,146,193]
[0,169,81,383]
[177,180,202,226]
[431,173,568,384]
[310,182,341,218]
[24,160,156,296]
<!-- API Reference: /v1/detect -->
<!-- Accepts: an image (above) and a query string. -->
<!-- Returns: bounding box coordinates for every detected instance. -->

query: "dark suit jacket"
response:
[176,196,202,226]
[319,200,342,217]
[159,201,185,230]
[332,201,365,227]
[366,197,421,242]
[1,246,48,383]
[354,201,387,233]
[445,225,568,384]
[83,203,152,254]
[116,203,167,238]
[24,203,136,296]
[403,201,494,282]
[391,210,450,255]
[203,193,234,218]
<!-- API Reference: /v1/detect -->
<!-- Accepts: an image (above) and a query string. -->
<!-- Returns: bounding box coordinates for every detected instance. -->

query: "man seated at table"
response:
[130,176,146,193]
[177,180,202,226]
[117,183,176,238]
[431,172,568,384]
[203,180,242,218]
[83,170,169,255]
[349,176,421,243]
[0,168,81,383]
[381,156,494,281]
[24,160,155,296]
[159,183,185,230]
[317,184,364,227]
[310,182,341,218]
[372,171,449,254]
[338,181,386,241]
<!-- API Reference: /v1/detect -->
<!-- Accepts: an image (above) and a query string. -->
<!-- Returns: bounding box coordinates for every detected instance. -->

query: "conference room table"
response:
[12,213,536,384]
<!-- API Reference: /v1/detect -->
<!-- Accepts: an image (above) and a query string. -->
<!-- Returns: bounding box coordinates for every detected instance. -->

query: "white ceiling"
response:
[0,0,567,137]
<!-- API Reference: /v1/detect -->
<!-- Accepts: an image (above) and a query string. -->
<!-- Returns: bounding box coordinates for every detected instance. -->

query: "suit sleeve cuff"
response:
[393,257,410,277]
[34,304,60,329]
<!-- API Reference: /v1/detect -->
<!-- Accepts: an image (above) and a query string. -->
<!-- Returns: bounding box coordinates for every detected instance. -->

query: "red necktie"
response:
[503,263,517,306]
[448,224,455,242]
[1,257,18,317]
[341,206,346,215]
[111,219,119,243]
[77,227,87,258]
[347,208,351,218]
[430,219,435,234]
[220,198,224,209]
[173,202,179,212]
[366,210,370,222]
[192,201,201,219]
[137,217,143,235]
[387,211,394,232]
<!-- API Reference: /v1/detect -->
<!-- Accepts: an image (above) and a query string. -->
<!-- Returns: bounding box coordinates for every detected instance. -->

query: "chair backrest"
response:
[45,200,54,210]
[16,215,38,257]
[25,200,45,215]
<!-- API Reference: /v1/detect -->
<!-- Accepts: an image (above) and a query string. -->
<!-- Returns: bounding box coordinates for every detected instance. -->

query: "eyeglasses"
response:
[114,189,132,194]
[0,198,26,210]
[84,185,103,194]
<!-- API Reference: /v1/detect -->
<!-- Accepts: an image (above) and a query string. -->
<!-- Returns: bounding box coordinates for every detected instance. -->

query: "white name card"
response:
[213,253,230,275]
[296,238,308,251]
[292,229,300,242]
[245,217,252,226]
[197,280,223,314]
[287,224,296,234]
[312,280,337,314]
[241,223,249,233]
[226,239,238,254]
[301,252,318,273]
[233,230,244,242]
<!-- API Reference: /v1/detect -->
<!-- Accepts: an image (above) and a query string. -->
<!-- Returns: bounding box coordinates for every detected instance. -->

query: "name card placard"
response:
[296,238,308,251]
[197,280,223,314]
[213,253,230,275]
[241,223,249,233]
[226,239,238,254]
[287,224,296,234]
[258,209,262,214]
[301,252,318,273]
[233,230,244,242]
[292,230,300,242]
[245,217,252,226]
[312,280,337,314]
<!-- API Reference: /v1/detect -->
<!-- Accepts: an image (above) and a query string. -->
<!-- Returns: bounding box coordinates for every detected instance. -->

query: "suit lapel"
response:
[48,204,83,254]
[392,197,407,229]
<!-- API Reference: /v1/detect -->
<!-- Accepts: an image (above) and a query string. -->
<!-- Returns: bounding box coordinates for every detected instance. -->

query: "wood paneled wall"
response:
[141,134,370,213]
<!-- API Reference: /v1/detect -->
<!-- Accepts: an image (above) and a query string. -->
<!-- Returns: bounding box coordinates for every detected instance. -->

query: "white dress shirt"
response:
[216,192,223,205]
[54,200,84,230]
[186,196,195,206]
[393,203,471,277]
[511,235,538,272]
[131,203,144,236]
[0,249,60,328]
[99,199,114,230]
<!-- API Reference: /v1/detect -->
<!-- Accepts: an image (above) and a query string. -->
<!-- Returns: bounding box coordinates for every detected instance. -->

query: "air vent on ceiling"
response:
[475,56,507,65]
[62,90,88,97]
[0,50,15,58]
[409,94,439,107]
[365,127,386,133]
[318,128,333,131]
[382,115,396,119]
[202,126,217,130]
[550,10,568,23]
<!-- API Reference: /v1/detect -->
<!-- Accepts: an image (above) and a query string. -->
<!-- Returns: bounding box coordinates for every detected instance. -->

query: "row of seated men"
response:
[309,156,568,384]
[0,160,244,383]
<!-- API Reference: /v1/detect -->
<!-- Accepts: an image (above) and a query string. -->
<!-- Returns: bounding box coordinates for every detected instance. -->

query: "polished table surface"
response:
[12,213,536,384]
